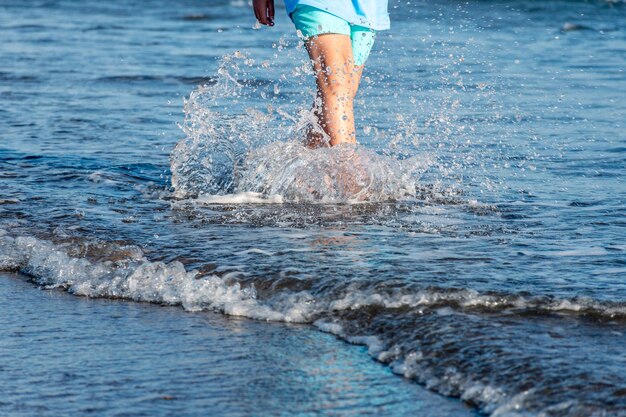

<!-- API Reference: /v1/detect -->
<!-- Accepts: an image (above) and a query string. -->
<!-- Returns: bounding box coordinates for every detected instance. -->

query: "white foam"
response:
[0,233,301,322]
[347,335,385,356]
[234,248,275,256]
[326,286,626,318]
[313,319,344,335]
[377,344,402,363]
[0,198,20,205]
[196,192,284,204]
[2,231,623,416]
[88,171,120,186]
[551,247,608,257]
[391,351,424,378]
[3,232,623,321]
[389,350,511,413]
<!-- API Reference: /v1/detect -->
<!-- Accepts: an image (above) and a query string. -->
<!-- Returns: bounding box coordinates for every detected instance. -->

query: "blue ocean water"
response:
[1,0,625,415]
[1,272,476,417]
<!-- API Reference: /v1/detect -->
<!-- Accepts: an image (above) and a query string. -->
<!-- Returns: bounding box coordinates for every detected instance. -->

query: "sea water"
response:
[1,0,625,415]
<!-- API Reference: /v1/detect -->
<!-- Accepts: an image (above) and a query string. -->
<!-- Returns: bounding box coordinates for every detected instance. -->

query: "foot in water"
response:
[292,143,372,202]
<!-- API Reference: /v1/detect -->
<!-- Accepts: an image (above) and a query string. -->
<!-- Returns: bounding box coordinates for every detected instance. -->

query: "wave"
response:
[0,231,291,320]
[2,229,623,325]
[2,229,625,416]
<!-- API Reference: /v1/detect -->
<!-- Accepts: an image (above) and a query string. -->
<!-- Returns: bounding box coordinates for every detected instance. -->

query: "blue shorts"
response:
[290,5,376,66]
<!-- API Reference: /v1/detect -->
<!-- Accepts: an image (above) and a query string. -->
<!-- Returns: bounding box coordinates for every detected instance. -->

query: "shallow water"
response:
[1,273,476,417]
[1,0,626,416]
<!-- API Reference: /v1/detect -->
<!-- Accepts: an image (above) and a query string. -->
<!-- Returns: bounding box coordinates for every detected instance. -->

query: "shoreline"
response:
[1,272,477,417]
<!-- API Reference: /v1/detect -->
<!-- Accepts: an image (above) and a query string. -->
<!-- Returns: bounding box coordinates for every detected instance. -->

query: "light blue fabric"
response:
[291,5,377,66]
[283,0,390,31]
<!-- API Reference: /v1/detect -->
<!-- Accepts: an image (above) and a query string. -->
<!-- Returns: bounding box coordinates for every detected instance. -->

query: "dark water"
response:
[1,0,625,416]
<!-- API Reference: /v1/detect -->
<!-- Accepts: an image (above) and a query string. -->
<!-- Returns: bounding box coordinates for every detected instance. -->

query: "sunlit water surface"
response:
[1,0,625,416]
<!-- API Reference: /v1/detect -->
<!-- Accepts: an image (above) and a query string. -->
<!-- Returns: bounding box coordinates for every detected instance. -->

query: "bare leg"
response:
[304,34,364,147]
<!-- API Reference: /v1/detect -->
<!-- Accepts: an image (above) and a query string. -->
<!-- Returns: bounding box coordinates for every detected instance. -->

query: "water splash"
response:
[170,52,434,203]
[238,141,431,203]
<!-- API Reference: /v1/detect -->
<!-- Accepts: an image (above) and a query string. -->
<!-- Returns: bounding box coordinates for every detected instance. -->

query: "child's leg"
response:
[306,34,361,146]
[290,5,376,147]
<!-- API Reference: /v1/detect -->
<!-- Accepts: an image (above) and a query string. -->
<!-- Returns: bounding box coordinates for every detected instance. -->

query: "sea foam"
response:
[2,230,624,322]
[2,230,625,416]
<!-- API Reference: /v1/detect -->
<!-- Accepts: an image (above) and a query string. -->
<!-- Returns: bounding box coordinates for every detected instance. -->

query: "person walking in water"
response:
[253,0,389,147]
